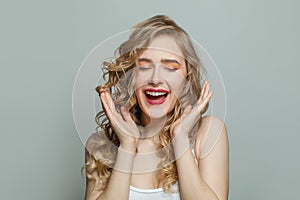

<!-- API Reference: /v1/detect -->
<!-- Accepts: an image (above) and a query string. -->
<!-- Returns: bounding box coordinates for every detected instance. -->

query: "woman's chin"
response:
[147,106,168,119]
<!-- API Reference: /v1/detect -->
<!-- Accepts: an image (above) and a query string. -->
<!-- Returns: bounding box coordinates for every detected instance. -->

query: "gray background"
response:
[1,0,299,199]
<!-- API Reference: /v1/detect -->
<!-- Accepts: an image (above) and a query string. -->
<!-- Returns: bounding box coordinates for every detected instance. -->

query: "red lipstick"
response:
[143,88,169,105]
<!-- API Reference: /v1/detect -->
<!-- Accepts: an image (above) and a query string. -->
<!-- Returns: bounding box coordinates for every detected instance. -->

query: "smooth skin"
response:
[171,81,228,199]
[85,35,228,200]
[85,81,229,200]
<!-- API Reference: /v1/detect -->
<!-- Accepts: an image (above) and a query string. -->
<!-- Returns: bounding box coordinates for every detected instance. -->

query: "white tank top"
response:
[129,182,181,200]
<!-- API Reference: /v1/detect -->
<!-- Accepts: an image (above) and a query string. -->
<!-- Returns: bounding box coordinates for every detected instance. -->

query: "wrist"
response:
[172,133,190,159]
[119,143,137,153]
[114,147,136,173]
[170,127,190,140]
[172,131,189,145]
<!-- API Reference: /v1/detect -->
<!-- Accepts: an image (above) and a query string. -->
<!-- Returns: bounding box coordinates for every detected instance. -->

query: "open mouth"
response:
[144,89,169,105]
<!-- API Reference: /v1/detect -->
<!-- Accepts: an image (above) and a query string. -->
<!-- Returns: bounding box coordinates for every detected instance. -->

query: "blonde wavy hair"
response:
[84,15,207,194]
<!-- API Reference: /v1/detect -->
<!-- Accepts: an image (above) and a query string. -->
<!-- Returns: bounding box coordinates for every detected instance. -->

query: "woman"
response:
[84,15,229,200]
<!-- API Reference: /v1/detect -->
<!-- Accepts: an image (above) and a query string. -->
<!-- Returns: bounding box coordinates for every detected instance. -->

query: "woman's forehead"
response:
[139,35,184,60]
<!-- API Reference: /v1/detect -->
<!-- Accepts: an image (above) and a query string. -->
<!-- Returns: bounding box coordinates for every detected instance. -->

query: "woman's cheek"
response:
[135,71,153,88]
[165,74,186,98]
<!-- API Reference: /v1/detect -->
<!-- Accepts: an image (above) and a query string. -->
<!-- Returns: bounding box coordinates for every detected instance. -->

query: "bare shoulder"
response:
[194,115,228,159]
[201,115,226,128]
[195,115,227,144]
[195,116,229,200]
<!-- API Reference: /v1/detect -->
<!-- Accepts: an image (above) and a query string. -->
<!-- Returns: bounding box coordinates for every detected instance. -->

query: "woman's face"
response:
[134,35,187,122]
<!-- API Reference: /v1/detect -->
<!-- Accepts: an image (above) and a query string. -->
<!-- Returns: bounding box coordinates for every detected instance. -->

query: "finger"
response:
[203,82,210,99]
[104,93,126,123]
[99,86,109,92]
[102,91,117,113]
[99,92,109,111]
[199,81,207,101]
[198,91,213,113]
[120,106,134,123]
[99,88,107,93]
[199,81,209,102]
[198,82,210,104]
[100,93,114,120]
[101,92,113,114]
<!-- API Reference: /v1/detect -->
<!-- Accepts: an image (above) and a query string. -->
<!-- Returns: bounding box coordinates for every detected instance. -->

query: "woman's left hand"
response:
[170,81,213,140]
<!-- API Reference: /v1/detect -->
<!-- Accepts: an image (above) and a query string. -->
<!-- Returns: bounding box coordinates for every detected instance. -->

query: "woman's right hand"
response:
[99,88,139,153]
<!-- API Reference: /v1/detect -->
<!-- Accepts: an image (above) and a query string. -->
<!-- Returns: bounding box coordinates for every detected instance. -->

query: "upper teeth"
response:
[145,91,167,96]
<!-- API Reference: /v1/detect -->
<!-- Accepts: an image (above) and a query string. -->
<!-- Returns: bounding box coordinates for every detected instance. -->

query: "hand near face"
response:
[170,81,213,142]
[99,88,139,153]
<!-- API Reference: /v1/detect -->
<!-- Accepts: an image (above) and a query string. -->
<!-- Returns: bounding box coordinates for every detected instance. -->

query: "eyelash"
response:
[139,62,179,72]
[138,67,178,72]
[138,65,151,70]
[164,67,178,71]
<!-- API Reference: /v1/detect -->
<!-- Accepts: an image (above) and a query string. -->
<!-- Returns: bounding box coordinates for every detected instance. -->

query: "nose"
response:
[148,64,162,85]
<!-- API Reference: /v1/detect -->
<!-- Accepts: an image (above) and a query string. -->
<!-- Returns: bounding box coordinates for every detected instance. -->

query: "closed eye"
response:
[138,63,152,71]
[137,58,152,70]
[136,57,182,71]
[139,66,151,71]
[161,59,182,71]
[163,66,179,71]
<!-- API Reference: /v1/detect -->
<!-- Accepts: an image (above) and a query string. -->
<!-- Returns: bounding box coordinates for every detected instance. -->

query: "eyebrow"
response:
[161,58,181,65]
[137,58,152,63]
[137,58,182,65]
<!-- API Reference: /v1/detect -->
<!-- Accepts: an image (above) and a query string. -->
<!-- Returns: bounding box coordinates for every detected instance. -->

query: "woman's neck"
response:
[139,114,168,139]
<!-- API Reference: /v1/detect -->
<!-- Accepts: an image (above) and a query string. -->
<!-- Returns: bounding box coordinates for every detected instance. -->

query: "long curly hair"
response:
[84,15,207,194]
